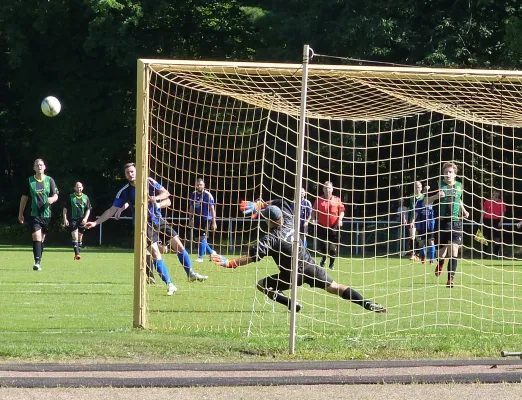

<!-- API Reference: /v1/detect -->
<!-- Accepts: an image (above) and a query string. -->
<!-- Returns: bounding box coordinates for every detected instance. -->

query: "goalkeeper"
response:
[211,198,386,313]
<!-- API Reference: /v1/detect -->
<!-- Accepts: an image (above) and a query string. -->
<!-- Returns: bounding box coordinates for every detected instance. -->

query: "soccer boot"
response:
[365,302,387,313]
[446,277,454,288]
[188,271,208,282]
[33,262,42,271]
[74,254,81,260]
[435,261,444,277]
[167,283,178,295]
[195,257,204,263]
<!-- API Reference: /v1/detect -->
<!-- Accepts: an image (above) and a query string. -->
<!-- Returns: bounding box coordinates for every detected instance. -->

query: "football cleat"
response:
[167,283,177,295]
[188,271,208,282]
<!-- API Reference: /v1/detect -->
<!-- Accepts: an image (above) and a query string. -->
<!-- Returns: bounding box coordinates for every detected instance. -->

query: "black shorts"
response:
[482,218,501,241]
[28,216,49,234]
[260,262,333,293]
[192,217,212,239]
[439,220,463,245]
[316,225,340,244]
[69,219,86,233]
[151,218,178,247]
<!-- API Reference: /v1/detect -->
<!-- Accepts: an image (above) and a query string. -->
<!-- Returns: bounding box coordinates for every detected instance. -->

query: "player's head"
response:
[301,188,306,199]
[492,190,501,200]
[414,181,422,194]
[74,181,84,195]
[323,181,333,197]
[442,162,458,184]
[33,158,46,175]
[196,178,205,193]
[260,205,283,229]
[124,162,137,184]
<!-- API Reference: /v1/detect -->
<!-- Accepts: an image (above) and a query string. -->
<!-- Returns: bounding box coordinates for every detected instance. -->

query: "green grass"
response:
[1,244,522,362]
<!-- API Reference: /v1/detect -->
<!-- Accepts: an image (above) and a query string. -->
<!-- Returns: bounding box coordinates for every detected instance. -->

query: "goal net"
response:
[135,57,522,339]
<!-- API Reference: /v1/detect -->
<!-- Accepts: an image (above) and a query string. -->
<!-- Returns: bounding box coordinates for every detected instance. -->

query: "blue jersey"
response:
[112,178,164,224]
[413,195,435,232]
[300,199,312,223]
[189,190,215,220]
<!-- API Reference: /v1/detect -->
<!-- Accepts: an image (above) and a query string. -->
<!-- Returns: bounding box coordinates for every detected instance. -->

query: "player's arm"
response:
[460,200,470,219]
[85,206,119,229]
[47,178,59,205]
[211,253,253,268]
[149,186,170,203]
[114,202,129,220]
[18,195,28,224]
[210,203,217,231]
[62,207,69,226]
[337,199,345,228]
[83,208,91,223]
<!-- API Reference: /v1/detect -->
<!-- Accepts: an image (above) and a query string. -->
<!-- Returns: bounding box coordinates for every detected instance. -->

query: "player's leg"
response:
[327,227,339,270]
[146,225,176,294]
[428,238,436,264]
[301,223,308,248]
[409,226,418,260]
[78,222,86,255]
[71,220,81,260]
[30,217,45,270]
[162,220,208,282]
[257,272,301,311]
[316,226,328,267]
[446,222,463,288]
[304,264,386,312]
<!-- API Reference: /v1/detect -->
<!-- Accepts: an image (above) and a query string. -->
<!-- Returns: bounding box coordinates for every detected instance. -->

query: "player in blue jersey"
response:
[411,184,437,264]
[85,163,207,295]
[300,188,312,248]
[189,178,218,262]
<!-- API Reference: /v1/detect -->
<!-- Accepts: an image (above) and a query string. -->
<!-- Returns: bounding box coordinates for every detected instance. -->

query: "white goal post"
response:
[134,47,522,347]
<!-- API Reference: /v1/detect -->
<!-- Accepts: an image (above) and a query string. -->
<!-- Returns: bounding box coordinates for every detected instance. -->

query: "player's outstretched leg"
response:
[257,278,301,312]
[328,282,387,313]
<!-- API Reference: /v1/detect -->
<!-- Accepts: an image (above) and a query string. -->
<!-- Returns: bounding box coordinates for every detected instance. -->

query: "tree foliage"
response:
[1,0,521,222]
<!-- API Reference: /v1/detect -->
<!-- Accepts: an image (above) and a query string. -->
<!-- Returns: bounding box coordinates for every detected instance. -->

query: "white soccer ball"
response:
[41,96,61,117]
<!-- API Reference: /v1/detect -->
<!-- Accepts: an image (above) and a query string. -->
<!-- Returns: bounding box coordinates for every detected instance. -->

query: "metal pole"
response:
[289,44,312,354]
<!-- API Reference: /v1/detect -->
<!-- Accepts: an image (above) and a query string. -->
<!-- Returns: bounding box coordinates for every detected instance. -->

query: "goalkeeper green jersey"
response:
[439,181,463,221]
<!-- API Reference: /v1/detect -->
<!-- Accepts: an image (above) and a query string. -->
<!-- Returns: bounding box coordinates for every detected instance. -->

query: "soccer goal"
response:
[134,47,522,343]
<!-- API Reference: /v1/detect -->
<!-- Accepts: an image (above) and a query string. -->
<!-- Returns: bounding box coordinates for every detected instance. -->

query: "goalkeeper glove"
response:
[210,253,239,269]
[239,200,265,219]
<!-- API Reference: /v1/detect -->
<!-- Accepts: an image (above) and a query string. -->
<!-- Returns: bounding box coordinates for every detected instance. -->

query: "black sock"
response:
[72,240,79,255]
[32,241,42,263]
[270,291,291,308]
[41,242,44,260]
[448,258,457,278]
[320,256,326,266]
[342,287,366,308]
[78,242,83,252]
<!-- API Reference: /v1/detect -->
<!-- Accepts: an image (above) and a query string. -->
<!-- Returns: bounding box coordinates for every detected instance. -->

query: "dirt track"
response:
[1,359,522,399]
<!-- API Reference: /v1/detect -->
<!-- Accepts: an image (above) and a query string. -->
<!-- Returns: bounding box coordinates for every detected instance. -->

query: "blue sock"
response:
[205,240,214,255]
[429,244,436,261]
[177,249,192,276]
[199,239,206,258]
[153,259,172,284]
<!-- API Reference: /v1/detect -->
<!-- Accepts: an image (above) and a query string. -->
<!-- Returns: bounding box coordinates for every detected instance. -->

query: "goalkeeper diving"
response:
[211,198,386,313]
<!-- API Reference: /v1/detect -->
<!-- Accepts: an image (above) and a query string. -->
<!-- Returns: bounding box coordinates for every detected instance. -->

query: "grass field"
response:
[1,244,522,362]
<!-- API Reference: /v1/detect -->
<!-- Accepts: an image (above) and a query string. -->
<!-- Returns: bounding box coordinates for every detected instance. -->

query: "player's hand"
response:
[337,221,343,228]
[64,219,69,227]
[211,221,217,231]
[18,216,24,224]
[517,222,522,230]
[114,209,123,220]
[148,195,156,204]
[463,210,469,219]
[47,198,54,205]
[438,190,445,198]
[211,253,228,267]
[84,221,97,229]
[188,218,194,228]
[239,200,264,218]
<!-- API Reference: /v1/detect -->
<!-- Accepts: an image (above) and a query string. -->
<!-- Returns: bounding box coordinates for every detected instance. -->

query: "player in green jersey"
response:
[62,182,92,260]
[18,159,59,271]
[434,162,470,287]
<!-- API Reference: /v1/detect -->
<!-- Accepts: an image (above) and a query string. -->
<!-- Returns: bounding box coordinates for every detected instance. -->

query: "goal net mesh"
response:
[141,61,522,337]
